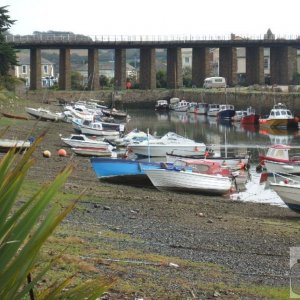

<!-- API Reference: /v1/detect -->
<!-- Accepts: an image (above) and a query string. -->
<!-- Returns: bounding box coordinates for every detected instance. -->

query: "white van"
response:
[203,77,226,89]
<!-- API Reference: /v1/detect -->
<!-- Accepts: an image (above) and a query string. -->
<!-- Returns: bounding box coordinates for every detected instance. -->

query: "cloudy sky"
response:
[4,0,300,39]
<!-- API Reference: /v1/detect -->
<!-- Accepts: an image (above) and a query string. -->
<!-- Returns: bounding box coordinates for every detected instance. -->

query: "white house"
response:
[14,52,57,87]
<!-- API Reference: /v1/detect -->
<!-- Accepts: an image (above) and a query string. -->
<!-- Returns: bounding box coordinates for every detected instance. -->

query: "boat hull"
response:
[264,160,300,175]
[218,110,235,120]
[0,139,31,152]
[144,169,232,195]
[26,107,63,121]
[166,153,249,169]
[240,114,259,124]
[259,118,298,129]
[90,157,168,185]
[270,183,300,212]
[72,147,112,157]
[127,144,206,157]
[80,126,120,136]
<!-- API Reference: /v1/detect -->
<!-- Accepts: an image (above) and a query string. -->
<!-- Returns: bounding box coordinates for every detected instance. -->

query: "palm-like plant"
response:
[0,135,111,299]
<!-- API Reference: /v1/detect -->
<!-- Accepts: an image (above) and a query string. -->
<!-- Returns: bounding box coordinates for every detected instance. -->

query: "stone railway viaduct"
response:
[7,35,300,91]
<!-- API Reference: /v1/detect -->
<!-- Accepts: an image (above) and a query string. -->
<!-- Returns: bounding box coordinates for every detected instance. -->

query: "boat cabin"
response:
[155,100,169,110]
[260,144,300,163]
[268,103,293,119]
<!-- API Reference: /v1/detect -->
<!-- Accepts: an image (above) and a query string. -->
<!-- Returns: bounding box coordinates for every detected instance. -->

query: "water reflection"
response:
[129,109,300,148]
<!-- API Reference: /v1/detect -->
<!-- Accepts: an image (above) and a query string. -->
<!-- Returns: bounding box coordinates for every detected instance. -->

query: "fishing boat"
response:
[126,132,206,158]
[172,100,189,112]
[217,104,235,120]
[258,144,300,174]
[259,103,298,129]
[144,159,234,195]
[188,102,209,115]
[240,107,260,125]
[155,100,169,111]
[207,104,220,117]
[90,157,172,185]
[269,173,300,212]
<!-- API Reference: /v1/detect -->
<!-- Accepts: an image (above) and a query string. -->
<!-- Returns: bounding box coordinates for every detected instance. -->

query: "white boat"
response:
[207,104,220,117]
[169,97,180,110]
[232,110,247,122]
[270,173,300,212]
[26,107,64,121]
[155,100,169,111]
[259,144,300,175]
[60,134,114,150]
[71,147,113,157]
[127,132,206,157]
[194,103,209,115]
[79,121,124,137]
[144,159,233,195]
[114,129,155,147]
[172,100,189,112]
[0,138,32,152]
[166,150,249,169]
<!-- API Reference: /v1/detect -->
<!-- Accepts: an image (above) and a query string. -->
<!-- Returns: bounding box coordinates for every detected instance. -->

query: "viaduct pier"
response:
[6,34,300,91]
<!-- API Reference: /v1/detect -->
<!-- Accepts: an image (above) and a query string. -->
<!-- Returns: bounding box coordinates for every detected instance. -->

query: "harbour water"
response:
[125,108,300,209]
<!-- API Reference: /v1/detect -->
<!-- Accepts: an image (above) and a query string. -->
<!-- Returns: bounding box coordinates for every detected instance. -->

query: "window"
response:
[264,58,269,69]
[22,65,27,74]
[185,57,189,64]
[43,65,48,74]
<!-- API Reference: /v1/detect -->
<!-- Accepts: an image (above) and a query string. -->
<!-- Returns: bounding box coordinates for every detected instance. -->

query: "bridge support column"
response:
[88,48,100,90]
[192,47,210,87]
[115,49,126,90]
[167,48,183,89]
[59,48,71,90]
[30,48,42,90]
[140,48,156,89]
[270,46,297,85]
[246,47,264,85]
[219,47,237,86]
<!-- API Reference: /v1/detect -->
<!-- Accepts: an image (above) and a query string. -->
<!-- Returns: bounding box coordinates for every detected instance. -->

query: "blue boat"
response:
[217,104,235,120]
[90,157,171,186]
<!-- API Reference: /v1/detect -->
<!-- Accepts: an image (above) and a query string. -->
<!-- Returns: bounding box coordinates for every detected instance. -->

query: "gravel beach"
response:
[2,98,300,299]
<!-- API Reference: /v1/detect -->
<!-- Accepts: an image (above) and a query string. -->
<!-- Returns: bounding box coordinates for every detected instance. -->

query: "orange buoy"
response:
[58,148,67,157]
[43,150,51,158]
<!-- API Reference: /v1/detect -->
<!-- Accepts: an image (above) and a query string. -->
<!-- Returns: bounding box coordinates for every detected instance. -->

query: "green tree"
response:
[71,71,85,90]
[182,67,192,88]
[0,6,18,77]
[100,74,110,87]
[156,70,167,88]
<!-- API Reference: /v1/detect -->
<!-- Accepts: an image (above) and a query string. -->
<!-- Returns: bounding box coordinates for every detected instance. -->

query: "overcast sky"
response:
[4,0,300,39]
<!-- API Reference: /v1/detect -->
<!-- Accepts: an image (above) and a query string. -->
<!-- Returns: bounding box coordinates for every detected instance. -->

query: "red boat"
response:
[240,107,259,125]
